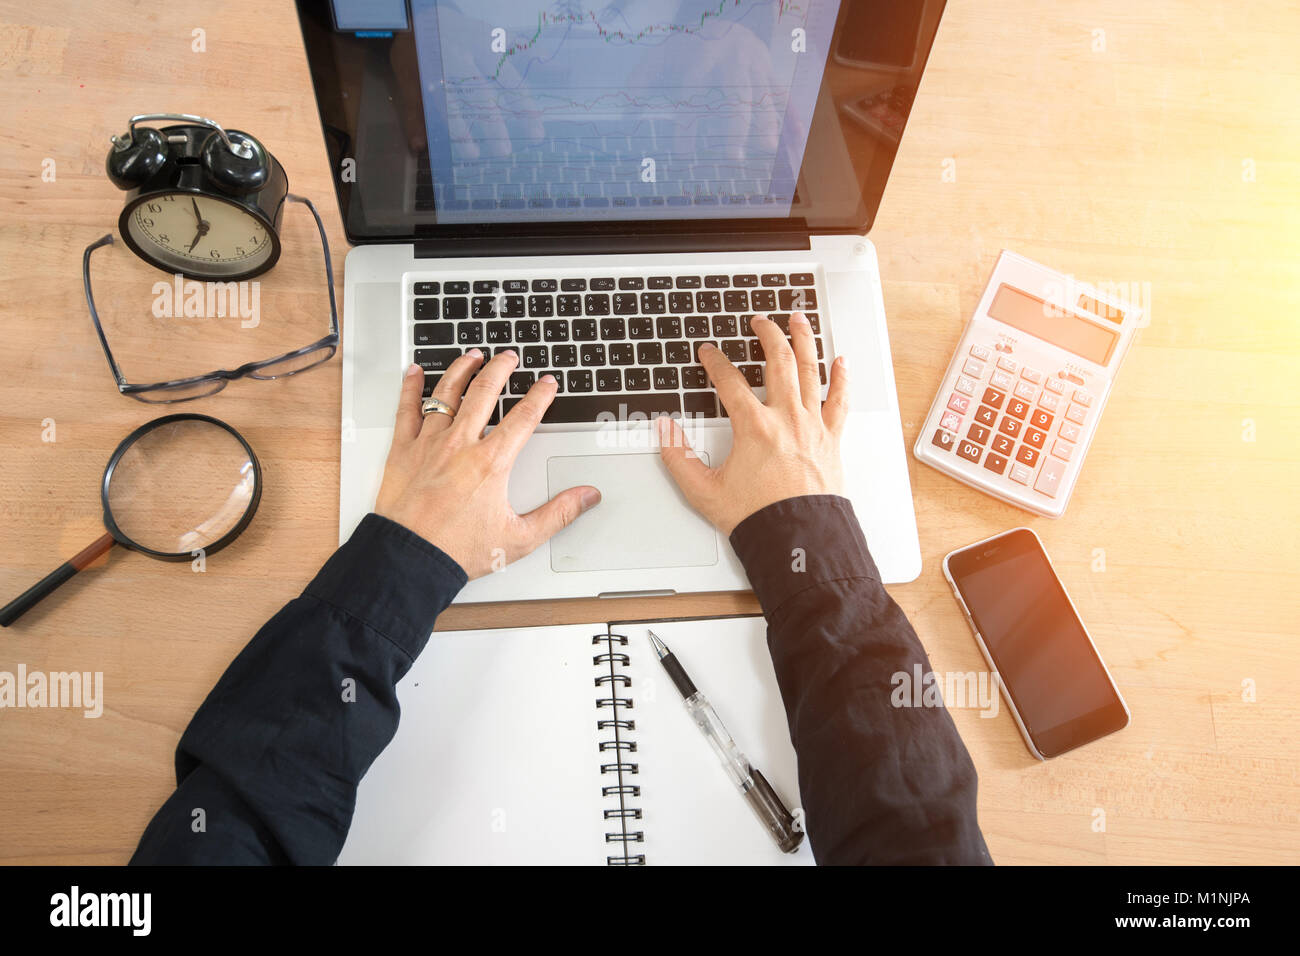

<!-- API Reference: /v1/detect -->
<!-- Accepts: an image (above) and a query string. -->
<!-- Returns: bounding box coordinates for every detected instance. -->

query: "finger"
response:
[656,415,714,508]
[751,316,798,409]
[453,350,517,437]
[519,484,602,552]
[697,342,760,419]
[424,348,483,432]
[787,312,823,413]
[487,373,558,460]
[393,363,427,444]
[821,355,851,435]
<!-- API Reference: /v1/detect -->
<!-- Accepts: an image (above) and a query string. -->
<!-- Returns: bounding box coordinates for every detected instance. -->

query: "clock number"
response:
[158,234,170,244]
[141,217,155,228]
[235,246,245,256]
[161,194,176,202]
[210,249,221,259]
[147,202,161,214]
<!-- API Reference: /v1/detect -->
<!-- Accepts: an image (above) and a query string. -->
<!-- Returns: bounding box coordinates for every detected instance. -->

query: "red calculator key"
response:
[967,423,991,445]
[1030,408,1053,431]
[947,392,971,414]
[974,404,997,427]
[982,386,1006,409]
[956,439,982,463]
[983,452,1008,475]
[1015,445,1040,466]
[1007,398,1030,420]
[991,433,1014,456]
[1024,426,1047,449]
[931,428,955,452]
[997,416,1022,438]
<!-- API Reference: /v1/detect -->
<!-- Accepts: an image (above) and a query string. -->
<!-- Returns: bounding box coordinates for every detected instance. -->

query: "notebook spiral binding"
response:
[594,630,645,865]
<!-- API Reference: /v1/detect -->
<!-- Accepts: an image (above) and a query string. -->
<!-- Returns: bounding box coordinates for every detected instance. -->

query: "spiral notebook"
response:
[338,616,812,865]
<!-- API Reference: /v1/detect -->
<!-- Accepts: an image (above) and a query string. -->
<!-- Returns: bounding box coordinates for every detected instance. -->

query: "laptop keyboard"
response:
[411,272,825,425]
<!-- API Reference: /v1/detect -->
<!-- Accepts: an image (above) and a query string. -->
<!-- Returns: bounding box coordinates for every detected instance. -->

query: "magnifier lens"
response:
[105,419,258,555]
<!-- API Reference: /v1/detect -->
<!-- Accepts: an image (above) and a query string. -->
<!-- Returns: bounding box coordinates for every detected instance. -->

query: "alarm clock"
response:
[105,112,288,281]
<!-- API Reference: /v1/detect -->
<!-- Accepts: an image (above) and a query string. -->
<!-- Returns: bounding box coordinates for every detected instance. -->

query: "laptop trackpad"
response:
[545,453,718,573]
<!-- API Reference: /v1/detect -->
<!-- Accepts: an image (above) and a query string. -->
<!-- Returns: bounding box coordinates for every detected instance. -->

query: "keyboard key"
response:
[956,439,982,463]
[560,278,587,291]
[947,393,971,414]
[628,317,654,339]
[692,340,718,361]
[567,369,593,392]
[656,316,681,338]
[1034,457,1066,497]
[955,375,976,396]
[1044,376,1066,394]
[991,433,1014,456]
[996,356,1018,373]
[732,274,758,287]
[515,320,541,342]
[636,342,663,365]
[682,366,709,389]
[1029,408,1053,431]
[472,296,499,318]
[683,392,718,418]
[457,322,483,345]
[982,386,1006,409]
[669,292,694,314]
[555,294,582,316]
[1038,392,1061,413]
[1006,398,1030,420]
[1013,381,1038,402]
[778,288,816,310]
[749,339,765,362]
[739,364,763,387]
[997,416,1023,438]
[931,428,955,452]
[653,367,679,390]
[1021,366,1043,384]
[647,276,673,289]
[990,370,1014,390]
[1023,426,1047,449]
[500,296,525,318]
[696,291,722,312]
[414,322,453,346]
[705,274,730,287]
[940,411,961,432]
[613,293,638,315]
[640,292,666,314]
[444,281,470,295]
[589,277,616,291]
[543,320,570,342]
[1015,445,1039,466]
[983,452,1008,475]
[540,372,564,393]
[1009,462,1033,485]
[963,358,984,377]
[600,318,627,340]
[473,280,499,294]
[502,279,528,293]
[551,345,577,367]
[414,281,439,296]
[967,423,990,445]
[596,369,622,391]
[760,273,787,286]
[974,404,997,427]
[1058,420,1081,443]
[485,321,512,344]
[572,319,598,340]
[675,275,701,289]
[422,373,440,397]
[1073,388,1093,407]
[504,392,681,425]
[609,343,634,365]
[415,348,461,371]
[665,341,691,363]
[624,368,650,390]
[724,290,749,311]
[522,346,548,368]
[722,340,747,362]
[1065,403,1089,425]
[969,344,991,361]
[1052,439,1074,461]
[414,298,439,319]
[508,371,535,395]
[580,344,606,366]
[684,316,710,338]
[618,276,644,290]
[712,315,738,337]
[528,295,554,317]
[750,289,776,311]
[789,272,814,286]
[584,293,611,315]
[443,298,469,320]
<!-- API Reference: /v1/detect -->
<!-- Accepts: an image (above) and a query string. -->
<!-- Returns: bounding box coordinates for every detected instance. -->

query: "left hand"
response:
[375,351,601,579]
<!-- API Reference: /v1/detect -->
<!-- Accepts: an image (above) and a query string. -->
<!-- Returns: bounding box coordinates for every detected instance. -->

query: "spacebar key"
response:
[502,392,681,424]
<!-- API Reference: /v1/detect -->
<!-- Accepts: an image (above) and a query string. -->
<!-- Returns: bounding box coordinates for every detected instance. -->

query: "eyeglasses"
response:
[83,194,339,403]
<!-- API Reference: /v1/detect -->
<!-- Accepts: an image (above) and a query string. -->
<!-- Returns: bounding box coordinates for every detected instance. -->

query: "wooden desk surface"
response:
[1,1,1296,865]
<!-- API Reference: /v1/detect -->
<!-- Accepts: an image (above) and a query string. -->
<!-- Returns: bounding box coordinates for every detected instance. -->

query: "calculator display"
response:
[987,285,1117,364]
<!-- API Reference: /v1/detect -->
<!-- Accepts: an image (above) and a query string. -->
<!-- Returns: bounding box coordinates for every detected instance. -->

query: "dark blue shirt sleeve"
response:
[730,494,992,865]
[130,513,466,865]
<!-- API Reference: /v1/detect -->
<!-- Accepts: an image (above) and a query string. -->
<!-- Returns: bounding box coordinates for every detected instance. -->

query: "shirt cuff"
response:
[304,513,468,659]
[728,494,880,618]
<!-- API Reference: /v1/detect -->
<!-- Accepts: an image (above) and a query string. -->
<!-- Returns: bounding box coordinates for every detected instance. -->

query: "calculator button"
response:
[955,375,977,396]
[982,387,1006,409]
[990,370,1014,390]
[956,440,982,463]
[991,433,1014,456]
[969,344,992,361]
[1015,445,1040,466]
[1034,457,1066,497]
[997,416,1023,438]
[1006,399,1030,420]
[967,423,991,445]
[947,393,971,414]
[1065,402,1089,425]
[1058,420,1081,443]
[974,405,997,427]
[940,411,962,432]
[1038,392,1061,413]
[1024,426,1047,449]
[1029,408,1054,431]
[996,356,1018,373]
[1052,439,1074,461]
[1021,367,1043,384]
[1073,388,1093,407]
[1044,376,1066,394]
[931,428,955,452]
[1009,463,1034,484]
[962,358,985,377]
[983,453,1008,475]
[1013,381,1038,402]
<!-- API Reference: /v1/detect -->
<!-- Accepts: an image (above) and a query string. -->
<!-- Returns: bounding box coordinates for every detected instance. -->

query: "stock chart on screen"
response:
[411,0,839,223]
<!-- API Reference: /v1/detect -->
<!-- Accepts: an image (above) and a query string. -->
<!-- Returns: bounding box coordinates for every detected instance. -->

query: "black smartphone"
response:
[943,528,1129,759]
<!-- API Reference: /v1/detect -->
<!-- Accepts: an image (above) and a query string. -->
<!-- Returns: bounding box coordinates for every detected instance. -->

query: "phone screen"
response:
[948,529,1127,756]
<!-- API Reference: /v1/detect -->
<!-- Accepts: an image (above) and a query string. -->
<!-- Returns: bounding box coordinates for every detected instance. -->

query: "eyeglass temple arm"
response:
[288,194,339,337]
[82,234,130,389]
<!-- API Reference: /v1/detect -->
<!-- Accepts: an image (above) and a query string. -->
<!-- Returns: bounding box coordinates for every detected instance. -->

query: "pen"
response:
[648,630,804,853]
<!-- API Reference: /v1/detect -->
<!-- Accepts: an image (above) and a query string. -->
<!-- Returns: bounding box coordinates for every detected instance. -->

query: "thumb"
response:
[520,485,601,549]
[656,416,713,508]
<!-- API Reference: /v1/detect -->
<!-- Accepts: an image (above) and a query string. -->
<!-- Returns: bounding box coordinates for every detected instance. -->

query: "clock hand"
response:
[187,221,209,253]
[192,197,203,224]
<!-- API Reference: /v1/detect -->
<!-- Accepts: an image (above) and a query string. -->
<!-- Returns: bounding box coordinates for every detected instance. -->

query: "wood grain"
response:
[0,0,1296,865]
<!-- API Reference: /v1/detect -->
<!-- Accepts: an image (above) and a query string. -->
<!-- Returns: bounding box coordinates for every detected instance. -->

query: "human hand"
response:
[375,352,601,579]
[656,313,848,535]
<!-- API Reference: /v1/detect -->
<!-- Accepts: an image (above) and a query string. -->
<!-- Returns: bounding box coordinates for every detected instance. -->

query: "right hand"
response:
[656,312,849,535]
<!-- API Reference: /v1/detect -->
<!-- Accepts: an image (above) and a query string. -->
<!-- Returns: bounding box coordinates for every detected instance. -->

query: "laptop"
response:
[295,0,944,602]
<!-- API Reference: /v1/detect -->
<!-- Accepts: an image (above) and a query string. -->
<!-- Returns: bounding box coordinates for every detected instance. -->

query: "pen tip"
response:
[648,630,669,659]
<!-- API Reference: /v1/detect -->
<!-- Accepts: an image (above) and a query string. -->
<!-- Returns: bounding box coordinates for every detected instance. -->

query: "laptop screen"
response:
[297,0,945,245]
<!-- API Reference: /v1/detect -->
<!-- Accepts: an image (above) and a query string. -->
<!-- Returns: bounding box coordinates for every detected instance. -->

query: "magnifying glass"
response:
[0,414,261,627]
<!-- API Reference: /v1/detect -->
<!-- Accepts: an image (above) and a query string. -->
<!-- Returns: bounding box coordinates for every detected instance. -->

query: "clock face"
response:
[125,192,277,278]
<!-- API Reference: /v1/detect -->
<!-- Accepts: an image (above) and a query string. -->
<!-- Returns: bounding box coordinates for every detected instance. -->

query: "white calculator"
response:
[913,251,1143,517]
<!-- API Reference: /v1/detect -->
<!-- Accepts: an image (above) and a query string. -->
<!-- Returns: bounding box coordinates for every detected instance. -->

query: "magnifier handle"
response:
[0,533,115,628]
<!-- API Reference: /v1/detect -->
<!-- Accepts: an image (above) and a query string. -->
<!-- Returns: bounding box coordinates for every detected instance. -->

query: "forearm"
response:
[130,514,466,865]
[731,495,991,865]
